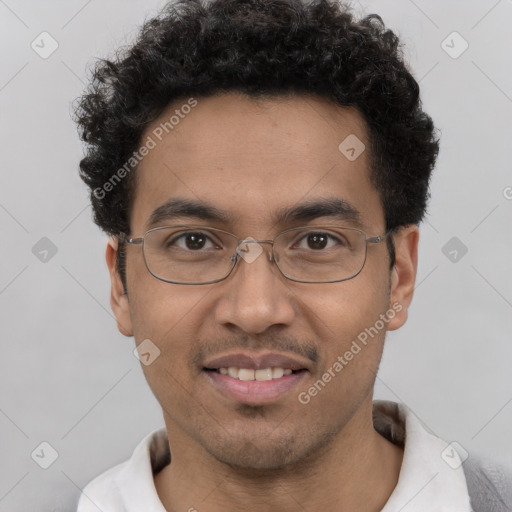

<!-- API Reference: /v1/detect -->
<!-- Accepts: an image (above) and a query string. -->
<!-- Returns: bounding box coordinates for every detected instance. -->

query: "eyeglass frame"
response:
[118,224,393,285]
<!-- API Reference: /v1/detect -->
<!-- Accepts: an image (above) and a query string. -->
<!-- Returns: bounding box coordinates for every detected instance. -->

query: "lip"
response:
[203,351,312,372]
[203,369,308,405]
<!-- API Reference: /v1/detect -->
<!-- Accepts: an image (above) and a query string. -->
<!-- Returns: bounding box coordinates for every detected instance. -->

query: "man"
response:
[73,0,511,510]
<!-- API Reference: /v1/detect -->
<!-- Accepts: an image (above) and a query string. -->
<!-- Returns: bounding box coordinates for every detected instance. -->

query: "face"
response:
[107,92,418,470]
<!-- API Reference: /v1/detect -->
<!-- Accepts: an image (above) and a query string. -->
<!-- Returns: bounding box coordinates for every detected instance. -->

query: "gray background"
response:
[1,0,511,510]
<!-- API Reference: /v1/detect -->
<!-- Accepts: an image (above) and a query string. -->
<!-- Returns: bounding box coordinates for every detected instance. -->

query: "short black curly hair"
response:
[74,0,439,287]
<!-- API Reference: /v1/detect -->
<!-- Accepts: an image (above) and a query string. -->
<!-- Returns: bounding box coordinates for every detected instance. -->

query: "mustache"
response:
[190,334,319,367]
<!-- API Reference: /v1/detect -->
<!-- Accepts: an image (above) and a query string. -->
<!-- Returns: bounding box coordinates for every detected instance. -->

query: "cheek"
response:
[125,257,207,391]
[128,283,209,409]
[301,275,389,336]
[129,280,210,343]
[298,270,391,378]
[294,284,390,416]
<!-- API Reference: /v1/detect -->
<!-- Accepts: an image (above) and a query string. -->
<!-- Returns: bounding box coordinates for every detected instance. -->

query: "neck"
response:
[155,398,403,512]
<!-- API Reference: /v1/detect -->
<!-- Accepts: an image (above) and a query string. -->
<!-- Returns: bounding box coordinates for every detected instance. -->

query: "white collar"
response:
[377,401,472,511]
[77,401,471,511]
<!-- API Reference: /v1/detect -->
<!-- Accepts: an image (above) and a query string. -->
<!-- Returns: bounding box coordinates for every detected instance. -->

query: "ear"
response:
[106,236,133,337]
[387,225,419,331]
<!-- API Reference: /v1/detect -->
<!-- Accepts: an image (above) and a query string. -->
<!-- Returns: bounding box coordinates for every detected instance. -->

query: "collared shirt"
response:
[76,401,472,511]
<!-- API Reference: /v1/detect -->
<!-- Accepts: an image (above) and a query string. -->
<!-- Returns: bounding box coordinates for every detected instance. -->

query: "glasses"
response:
[120,225,390,285]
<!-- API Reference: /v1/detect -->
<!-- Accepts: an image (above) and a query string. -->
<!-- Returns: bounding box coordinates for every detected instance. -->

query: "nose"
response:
[213,240,296,334]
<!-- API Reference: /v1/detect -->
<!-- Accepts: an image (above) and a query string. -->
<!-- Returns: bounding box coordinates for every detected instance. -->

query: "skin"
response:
[106,92,419,512]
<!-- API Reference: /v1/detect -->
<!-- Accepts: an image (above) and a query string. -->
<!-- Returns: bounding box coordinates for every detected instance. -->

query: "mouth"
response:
[202,352,311,405]
[205,367,305,381]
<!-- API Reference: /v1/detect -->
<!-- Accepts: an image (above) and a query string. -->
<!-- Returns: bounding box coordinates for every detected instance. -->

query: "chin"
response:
[201,427,336,472]
[223,443,296,470]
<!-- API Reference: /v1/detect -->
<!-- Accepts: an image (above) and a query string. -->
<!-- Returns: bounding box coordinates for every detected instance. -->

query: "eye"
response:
[170,232,218,251]
[294,231,345,251]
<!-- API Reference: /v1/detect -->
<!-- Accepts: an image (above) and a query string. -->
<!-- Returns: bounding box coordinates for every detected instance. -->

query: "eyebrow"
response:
[146,197,363,230]
[147,198,235,229]
[273,197,362,227]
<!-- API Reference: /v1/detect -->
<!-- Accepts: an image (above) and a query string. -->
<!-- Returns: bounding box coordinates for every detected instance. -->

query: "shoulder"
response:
[76,461,128,512]
[75,427,168,512]
[462,456,512,512]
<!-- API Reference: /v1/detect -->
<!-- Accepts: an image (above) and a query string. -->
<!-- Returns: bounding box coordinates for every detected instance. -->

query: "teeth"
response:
[255,368,273,381]
[272,367,284,378]
[216,367,296,380]
[238,369,255,381]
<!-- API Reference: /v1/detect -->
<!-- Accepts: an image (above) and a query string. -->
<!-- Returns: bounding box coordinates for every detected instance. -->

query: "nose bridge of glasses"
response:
[236,238,275,263]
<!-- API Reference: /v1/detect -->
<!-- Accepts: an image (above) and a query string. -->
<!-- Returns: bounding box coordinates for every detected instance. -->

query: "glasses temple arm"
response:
[118,233,143,245]
[367,229,395,244]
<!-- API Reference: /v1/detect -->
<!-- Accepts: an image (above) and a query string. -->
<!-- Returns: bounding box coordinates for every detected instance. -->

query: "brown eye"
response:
[170,232,216,251]
[290,230,351,252]
[306,233,328,250]
[184,233,207,250]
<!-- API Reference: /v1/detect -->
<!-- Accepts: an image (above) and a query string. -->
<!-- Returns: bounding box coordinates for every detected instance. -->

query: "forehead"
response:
[130,92,383,234]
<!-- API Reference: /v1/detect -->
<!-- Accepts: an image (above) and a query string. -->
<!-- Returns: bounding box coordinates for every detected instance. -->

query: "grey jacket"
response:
[463,457,512,512]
